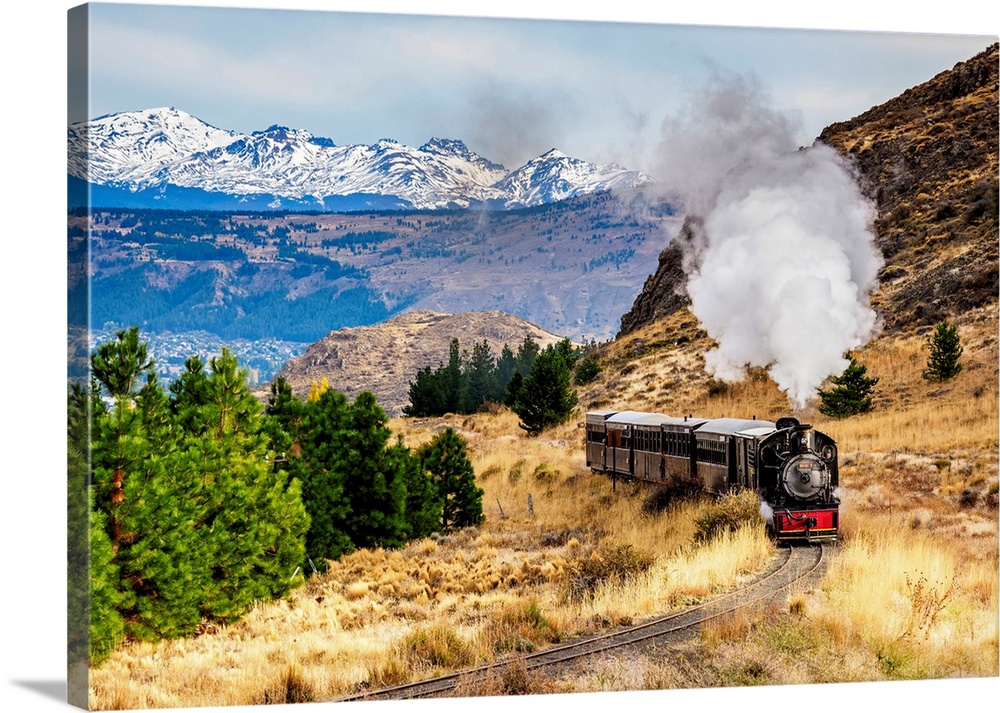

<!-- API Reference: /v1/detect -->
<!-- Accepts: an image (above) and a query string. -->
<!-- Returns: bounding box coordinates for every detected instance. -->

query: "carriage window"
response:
[696,438,728,466]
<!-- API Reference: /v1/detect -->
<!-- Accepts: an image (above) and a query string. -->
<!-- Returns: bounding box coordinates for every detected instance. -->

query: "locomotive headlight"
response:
[781,455,829,501]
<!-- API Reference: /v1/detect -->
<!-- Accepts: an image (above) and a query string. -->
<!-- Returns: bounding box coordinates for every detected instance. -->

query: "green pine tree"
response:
[68,381,125,667]
[466,340,499,409]
[495,344,518,402]
[398,438,442,539]
[88,331,309,649]
[89,329,209,641]
[574,356,603,385]
[503,371,524,408]
[340,392,409,549]
[419,428,484,531]
[513,346,579,435]
[264,375,306,458]
[443,338,469,414]
[90,381,209,640]
[514,336,541,376]
[90,326,152,407]
[403,364,447,417]
[923,320,964,382]
[168,355,212,433]
[185,348,309,621]
[818,356,879,418]
[296,388,354,566]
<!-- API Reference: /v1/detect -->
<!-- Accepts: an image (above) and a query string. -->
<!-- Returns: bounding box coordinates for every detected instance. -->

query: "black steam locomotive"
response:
[584,410,839,543]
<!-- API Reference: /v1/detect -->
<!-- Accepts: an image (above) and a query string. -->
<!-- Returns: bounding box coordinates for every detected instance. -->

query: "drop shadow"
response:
[11,680,66,703]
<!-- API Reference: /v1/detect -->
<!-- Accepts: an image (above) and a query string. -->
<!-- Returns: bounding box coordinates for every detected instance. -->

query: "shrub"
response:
[398,625,475,669]
[642,476,705,514]
[574,356,603,386]
[568,543,654,601]
[486,600,561,654]
[706,378,731,397]
[262,663,315,705]
[694,491,761,543]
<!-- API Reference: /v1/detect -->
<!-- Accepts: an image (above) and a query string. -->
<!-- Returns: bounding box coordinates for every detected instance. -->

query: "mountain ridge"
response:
[68,107,653,211]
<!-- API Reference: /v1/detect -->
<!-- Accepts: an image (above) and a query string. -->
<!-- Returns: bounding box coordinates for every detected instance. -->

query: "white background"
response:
[2,2,997,712]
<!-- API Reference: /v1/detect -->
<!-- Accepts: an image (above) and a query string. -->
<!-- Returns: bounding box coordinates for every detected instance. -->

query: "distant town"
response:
[91,328,309,386]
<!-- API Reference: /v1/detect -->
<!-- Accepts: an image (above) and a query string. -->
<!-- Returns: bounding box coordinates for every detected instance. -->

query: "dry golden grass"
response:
[87,305,999,708]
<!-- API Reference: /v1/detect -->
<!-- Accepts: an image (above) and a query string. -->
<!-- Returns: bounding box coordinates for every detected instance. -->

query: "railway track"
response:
[337,543,829,701]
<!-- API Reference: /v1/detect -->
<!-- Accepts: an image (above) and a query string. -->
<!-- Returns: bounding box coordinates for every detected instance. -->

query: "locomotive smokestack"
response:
[653,70,882,409]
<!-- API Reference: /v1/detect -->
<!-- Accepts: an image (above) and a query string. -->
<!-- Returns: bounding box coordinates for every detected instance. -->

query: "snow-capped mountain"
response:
[68,107,653,210]
[495,149,650,207]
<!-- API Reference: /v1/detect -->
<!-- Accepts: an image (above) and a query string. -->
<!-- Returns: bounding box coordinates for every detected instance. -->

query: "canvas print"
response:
[67,2,999,710]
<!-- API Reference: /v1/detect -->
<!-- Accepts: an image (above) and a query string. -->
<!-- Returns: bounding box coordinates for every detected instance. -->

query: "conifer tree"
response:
[504,371,524,408]
[466,340,498,408]
[553,337,579,369]
[89,330,206,640]
[88,331,309,648]
[339,392,409,549]
[818,356,879,418]
[90,326,152,407]
[296,388,353,566]
[168,355,211,433]
[515,335,541,376]
[397,438,442,539]
[574,356,603,385]
[923,320,964,382]
[264,375,306,457]
[495,344,518,401]
[443,338,469,413]
[186,348,309,621]
[513,346,579,435]
[91,366,209,640]
[86,506,125,663]
[403,365,447,417]
[419,428,484,530]
[68,382,124,667]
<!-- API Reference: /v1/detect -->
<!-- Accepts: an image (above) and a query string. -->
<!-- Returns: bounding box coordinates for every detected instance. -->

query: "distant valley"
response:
[71,190,680,382]
[68,107,675,384]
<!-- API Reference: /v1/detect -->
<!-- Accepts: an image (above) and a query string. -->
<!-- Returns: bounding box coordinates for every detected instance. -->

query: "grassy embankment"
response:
[87,308,998,708]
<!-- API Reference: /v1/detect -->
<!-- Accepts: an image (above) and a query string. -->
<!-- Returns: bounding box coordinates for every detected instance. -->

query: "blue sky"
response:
[74,1,995,172]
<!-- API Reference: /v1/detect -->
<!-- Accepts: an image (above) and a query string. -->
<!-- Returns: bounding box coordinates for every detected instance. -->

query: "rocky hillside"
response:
[619,42,998,336]
[265,310,564,415]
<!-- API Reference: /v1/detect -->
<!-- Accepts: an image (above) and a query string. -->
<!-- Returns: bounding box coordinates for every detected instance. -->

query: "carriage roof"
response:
[605,411,668,426]
[694,418,775,436]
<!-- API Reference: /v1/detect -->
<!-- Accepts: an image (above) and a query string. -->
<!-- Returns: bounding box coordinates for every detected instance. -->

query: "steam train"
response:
[584,411,839,543]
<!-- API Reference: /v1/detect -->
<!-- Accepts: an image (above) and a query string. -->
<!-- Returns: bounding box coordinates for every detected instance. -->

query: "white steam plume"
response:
[656,71,883,409]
